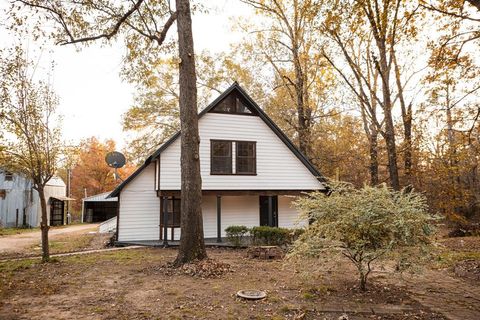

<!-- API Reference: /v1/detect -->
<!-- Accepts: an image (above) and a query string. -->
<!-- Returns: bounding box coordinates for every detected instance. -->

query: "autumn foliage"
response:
[69,137,136,213]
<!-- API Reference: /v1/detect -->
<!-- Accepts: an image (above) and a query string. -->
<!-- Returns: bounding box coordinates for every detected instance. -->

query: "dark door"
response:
[50,199,64,226]
[259,196,278,227]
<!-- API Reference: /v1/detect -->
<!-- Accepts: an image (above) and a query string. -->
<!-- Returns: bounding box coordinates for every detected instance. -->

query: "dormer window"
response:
[211,92,253,115]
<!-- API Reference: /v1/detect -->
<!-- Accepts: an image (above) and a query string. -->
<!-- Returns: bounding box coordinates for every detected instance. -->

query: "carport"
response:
[81,192,118,223]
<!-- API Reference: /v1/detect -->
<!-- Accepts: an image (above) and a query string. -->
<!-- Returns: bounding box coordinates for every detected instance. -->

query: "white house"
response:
[109,83,327,243]
[0,170,72,227]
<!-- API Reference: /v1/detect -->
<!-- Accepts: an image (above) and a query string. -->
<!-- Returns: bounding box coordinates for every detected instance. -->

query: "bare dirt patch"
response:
[0,247,449,320]
[0,231,112,260]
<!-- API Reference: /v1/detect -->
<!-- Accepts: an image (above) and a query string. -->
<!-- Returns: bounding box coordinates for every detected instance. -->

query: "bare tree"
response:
[0,48,63,262]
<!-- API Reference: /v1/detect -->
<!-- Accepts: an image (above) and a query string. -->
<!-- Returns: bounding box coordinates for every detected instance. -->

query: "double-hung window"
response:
[210,140,256,175]
[236,141,256,174]
[211,140,233,174]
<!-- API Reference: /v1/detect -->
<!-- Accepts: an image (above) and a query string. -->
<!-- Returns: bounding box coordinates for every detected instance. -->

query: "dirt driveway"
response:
[0,224,99,254]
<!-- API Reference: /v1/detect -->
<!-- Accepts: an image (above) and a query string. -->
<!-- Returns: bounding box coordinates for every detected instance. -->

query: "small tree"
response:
[290,182,436,291]
[0,48,63,262]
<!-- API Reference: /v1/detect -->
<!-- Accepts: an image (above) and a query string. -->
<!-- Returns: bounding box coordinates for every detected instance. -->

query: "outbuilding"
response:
[82,192,118,223]
[0,170,73,227]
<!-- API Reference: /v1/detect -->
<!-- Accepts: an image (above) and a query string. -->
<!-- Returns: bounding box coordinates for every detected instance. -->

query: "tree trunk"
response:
[38,186,50,262]
[359,273,367,291]
[383,103,401,190]
[293,53,310,158]
[376,38,400,190]
[369,124,379,185]
[174,0,207,266]
[393,54,413,185]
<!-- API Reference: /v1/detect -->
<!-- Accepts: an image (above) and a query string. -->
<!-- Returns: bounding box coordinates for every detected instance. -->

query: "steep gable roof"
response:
[109,82,326,198]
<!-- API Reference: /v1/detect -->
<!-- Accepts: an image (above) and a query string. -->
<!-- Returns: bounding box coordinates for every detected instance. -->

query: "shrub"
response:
[250,226,291,246]
[289,182,438,291]
[225,225,249,247]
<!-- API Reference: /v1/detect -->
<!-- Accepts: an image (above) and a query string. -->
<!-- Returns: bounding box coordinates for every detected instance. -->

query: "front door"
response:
[259,196,278,227]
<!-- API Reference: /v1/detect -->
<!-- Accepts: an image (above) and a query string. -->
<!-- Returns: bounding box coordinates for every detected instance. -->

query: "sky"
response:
[0,0,253,150]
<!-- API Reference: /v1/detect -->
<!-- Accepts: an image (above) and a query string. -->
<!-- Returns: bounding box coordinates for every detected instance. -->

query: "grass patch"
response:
[0,227,39,236]
[62,248,166,266]
[433,250,480,269]
[29,233,96,254]
[0,259,38,273]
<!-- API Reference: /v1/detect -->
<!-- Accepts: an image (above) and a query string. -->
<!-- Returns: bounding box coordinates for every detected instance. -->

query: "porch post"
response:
[162,196,169,247]
[216,195,222,243]
[268,196,273,227]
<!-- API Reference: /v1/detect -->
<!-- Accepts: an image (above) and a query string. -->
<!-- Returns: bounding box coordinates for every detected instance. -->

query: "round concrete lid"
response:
[236,290,267,300]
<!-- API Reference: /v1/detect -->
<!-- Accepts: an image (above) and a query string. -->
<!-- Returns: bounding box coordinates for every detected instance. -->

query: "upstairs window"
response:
[210,140,257,175]
[211,140,232,174]
[4,171,13,181]
[236,141,256,174]
[212,92,253,115]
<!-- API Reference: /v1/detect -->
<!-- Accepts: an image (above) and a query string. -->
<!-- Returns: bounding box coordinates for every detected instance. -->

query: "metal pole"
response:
[162,196,169,247]
[216,195,222,243]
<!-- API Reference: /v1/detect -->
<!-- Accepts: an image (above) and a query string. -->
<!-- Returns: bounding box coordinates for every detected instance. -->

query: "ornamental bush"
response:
[250,226,291,246]
[290,182,437,291]
[225,225,249,247]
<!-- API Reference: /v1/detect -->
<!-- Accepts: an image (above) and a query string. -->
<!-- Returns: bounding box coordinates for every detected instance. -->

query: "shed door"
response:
[50,199,64,226]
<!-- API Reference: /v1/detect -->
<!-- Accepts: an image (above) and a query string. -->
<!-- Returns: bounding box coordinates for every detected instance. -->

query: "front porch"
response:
[115,238,238,248]
[156,192,305,244]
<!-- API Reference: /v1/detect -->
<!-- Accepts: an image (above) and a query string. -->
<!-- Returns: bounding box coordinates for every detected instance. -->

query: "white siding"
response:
[160,113,324,190]
[44,185,67,226]
[202,195,305,239]
[118,163,160,241]
[202,196,260,238]
[278,196,307,228]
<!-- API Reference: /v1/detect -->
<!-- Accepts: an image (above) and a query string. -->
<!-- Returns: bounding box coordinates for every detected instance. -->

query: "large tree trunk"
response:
[174,0,207,266]
[393,54,413,185]
[293,49,310,158]
[38,186,50,262]
[376,39,400,190]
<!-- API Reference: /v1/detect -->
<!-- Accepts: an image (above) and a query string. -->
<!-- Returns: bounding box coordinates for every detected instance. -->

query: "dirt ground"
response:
[0,224,101,256]
[0,236,479,319]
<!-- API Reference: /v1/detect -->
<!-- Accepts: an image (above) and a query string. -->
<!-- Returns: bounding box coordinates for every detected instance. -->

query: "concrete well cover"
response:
[236,290,267,300]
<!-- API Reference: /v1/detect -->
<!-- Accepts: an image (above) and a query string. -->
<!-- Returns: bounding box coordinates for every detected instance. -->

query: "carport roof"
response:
[83,192,118,202]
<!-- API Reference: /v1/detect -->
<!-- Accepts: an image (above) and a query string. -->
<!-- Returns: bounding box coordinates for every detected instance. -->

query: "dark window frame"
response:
[4,171,13,181]
[235,141,257,175]
[210,139,257,176]
[160,197,181,227]
[210,93,256,116]
[210,140,233,175]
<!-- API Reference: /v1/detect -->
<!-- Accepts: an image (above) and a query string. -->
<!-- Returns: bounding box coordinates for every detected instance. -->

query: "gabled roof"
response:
[109,82,326,198]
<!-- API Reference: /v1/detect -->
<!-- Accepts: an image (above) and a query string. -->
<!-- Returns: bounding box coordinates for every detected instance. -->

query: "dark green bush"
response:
[225,225,249,247]
[250,226,292,246]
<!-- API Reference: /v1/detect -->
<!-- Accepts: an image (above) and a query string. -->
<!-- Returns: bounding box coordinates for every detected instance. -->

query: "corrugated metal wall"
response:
[0,171,39,227]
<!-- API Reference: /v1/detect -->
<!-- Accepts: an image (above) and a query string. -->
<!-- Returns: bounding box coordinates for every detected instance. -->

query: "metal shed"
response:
[81,192,118,223]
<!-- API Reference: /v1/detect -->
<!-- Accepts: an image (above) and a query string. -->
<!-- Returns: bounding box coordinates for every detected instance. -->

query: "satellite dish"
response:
[105,151,126,169]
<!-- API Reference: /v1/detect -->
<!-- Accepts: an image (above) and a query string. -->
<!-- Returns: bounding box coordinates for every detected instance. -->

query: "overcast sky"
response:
[0,0,253,150]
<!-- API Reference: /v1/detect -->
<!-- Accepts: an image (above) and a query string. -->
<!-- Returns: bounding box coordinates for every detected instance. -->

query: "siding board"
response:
[118,163,160,241]
[160,113,324,190]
